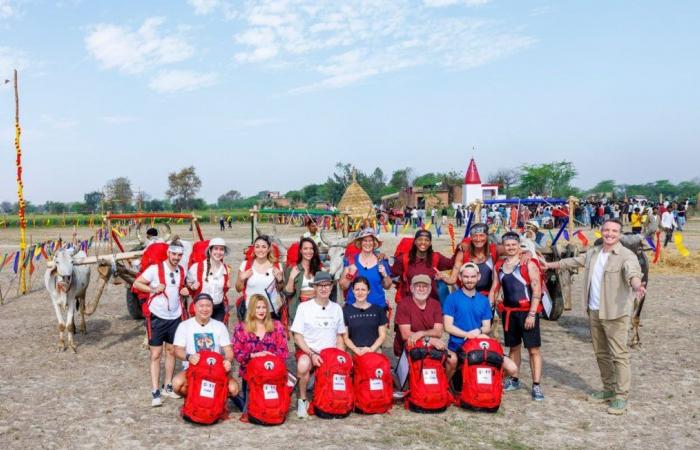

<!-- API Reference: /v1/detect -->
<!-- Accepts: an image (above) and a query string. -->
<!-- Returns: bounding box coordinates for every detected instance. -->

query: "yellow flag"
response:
[673,232,690,257]
[594,230,602,238]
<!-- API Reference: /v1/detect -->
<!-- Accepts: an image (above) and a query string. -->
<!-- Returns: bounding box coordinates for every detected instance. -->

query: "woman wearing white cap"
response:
[187,237,231,324]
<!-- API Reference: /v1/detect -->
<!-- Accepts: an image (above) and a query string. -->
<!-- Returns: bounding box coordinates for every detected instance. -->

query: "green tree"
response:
[389,168,412,191]
[516,161,578,197]
[218,190,242,209]
[166,166,202,211]
[104,177,133,212]
[83,191,104,213]
[487,168,520,197]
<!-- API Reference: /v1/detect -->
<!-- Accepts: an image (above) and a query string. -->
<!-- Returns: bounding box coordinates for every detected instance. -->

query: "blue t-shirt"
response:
[443,290,492,352]
[344,254,392,308]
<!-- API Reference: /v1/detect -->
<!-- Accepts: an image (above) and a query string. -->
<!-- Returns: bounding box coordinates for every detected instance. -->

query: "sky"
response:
[0,0,698,204]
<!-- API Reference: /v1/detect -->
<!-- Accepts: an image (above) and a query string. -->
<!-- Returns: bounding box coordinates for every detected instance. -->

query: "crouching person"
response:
[443,263,518,388]
[290,272,346,419]
[172,293,239,399]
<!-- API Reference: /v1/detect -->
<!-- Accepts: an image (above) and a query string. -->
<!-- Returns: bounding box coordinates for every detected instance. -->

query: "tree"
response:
[83,191,104,213]
[104,177,133,212]
[217,190,242,209]
[487,168,520,197]
[388,168,413,192]
[0,201,13,213]
[44,201,67,214]
[166,166,202,211]
[516,161,578,197]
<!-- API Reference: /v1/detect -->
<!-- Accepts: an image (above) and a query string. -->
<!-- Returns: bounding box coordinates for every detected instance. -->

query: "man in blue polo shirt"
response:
[443,262,518,383]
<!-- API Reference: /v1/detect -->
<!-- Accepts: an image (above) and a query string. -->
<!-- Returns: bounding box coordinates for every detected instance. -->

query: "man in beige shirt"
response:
[547,219,646,415]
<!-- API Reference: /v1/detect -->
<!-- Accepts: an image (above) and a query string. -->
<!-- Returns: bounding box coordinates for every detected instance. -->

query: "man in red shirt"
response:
[393,274,445,356]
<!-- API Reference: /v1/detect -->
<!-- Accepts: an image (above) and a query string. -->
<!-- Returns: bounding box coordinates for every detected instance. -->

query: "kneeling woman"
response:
[231,294,289,408]
[342,277,387,355]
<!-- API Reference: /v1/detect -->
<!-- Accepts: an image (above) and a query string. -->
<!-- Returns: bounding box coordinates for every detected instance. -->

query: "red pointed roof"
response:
[464,158,481,184]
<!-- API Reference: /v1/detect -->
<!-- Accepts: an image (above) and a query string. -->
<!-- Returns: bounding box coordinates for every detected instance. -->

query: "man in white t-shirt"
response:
[132,241,190,407]
[290,271,346,419]
[172,293,239,398]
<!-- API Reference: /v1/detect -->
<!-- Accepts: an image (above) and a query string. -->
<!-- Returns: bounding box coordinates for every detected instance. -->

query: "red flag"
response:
[574,231,589,247]
[653,231,661,264]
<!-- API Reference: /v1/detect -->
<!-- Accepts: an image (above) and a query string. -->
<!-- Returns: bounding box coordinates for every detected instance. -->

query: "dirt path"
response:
[0,220,698,449]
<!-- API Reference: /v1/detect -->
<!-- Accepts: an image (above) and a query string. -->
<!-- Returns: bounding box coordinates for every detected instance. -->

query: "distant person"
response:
[219,216,225,232]
[630,208,643,234]
[441,207,448,226]
[661,204,678,247]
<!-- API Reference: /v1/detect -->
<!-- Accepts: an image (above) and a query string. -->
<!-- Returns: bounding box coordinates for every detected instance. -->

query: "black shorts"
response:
[502,311,541,349]
[211,302,226,323]
[148,315,181,346]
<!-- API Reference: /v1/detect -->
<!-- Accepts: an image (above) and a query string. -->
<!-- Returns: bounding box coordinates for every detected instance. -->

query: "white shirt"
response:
[141,262,183,320]
[290,299,346,353]
[239,260,283,313]
[661,211,677,229]
[187,262,226,305]
[173,317,230,368]
[588,250,609,311]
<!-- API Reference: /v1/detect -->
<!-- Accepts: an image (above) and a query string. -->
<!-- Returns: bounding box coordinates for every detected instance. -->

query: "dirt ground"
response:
[0,219,698,449]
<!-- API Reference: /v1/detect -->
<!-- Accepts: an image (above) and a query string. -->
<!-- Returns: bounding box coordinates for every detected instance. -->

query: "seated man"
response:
[443,263,518,384]
[172,293,239,398]
[393,275,446,392]
[290,271,346,419]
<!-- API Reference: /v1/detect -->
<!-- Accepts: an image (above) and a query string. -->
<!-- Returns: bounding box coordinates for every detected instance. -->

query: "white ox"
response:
[45,248,91,352]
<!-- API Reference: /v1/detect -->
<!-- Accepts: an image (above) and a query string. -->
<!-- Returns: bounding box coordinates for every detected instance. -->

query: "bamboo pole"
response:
[14,69,28,295]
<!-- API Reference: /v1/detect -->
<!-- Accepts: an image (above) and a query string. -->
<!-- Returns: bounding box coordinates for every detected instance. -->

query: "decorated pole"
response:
[14,69,28,295]
[567,196,578,239]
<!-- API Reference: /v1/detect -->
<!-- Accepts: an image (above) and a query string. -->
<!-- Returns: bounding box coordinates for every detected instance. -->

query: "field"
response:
[0,219,698,449]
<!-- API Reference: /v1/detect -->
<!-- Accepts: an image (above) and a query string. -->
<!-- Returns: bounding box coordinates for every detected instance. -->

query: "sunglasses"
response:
[169,269,179,285]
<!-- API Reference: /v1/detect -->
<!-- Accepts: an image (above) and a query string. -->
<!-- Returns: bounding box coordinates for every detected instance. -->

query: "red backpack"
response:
[131,242,169,302]
[308,348,354,419]
[188,240,210,270]
[457,337,504,412]
[285,241,300,267]
[244,355,292,426]
[405,339,451,413]
[181,350,229,425]
[353,352,393,414]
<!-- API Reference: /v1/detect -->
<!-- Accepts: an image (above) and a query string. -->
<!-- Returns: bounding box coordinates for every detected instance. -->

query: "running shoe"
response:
[162,384,181,399]
[297,399,309,419]
[151,389,163,407]
[503,377,521,392]
[531,384,545,401]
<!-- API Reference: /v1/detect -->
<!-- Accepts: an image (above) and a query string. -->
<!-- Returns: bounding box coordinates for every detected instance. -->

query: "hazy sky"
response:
[1,0,698,203]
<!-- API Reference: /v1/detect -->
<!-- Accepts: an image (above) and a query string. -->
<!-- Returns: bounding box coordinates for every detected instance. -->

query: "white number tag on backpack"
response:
[263,384,279,400]
[369,379,384,391]
[333,374,346,391]
[200,379,215,398]
[422,368,438,385]
[476,368,492,384]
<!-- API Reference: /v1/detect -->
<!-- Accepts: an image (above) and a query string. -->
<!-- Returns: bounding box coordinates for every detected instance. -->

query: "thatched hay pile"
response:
[650,251,700,275]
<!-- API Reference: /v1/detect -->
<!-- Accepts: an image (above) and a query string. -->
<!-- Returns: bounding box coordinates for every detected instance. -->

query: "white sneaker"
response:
[151,390,162,407]
[162,384,181,399]
[297,399,309,419]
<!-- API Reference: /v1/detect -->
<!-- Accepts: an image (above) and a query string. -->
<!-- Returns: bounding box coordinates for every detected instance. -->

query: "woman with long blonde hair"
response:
[231,294,288,410]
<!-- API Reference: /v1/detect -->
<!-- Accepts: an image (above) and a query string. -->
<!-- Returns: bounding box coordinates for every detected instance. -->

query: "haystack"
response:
[337,171,374,220]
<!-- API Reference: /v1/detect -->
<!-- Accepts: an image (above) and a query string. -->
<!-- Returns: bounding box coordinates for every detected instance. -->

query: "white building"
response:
[461,158,500,205]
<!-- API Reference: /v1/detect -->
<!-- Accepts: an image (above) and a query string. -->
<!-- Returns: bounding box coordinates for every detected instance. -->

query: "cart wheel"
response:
[126,289,144,320]
[544,269,564,321]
